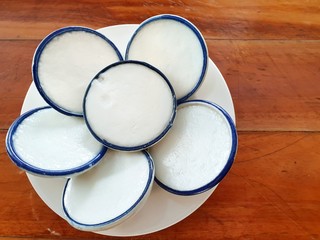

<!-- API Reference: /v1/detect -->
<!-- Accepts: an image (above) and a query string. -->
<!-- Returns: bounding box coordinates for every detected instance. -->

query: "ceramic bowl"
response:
[83,60,177,152]
[32,26,122,116]
[125,14,208,103]
[62,150,155,231]
[5,106,107,177]
[150,100,237,195]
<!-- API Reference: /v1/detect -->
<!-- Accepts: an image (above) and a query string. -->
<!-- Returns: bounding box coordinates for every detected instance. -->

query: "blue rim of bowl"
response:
[83,60,177,152]
[62,150,155,231]
[125,14,208,104]
[32,26,123,117]
[154,99,238,196]
[5,106,108,177]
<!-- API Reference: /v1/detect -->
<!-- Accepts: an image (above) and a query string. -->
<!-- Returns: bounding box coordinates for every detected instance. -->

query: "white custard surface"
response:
[36,29,121,115]
[12,108,103,171]
[84,61,175,149]
[150,102,233,192]
[63,150,153,229]
[126,16,207,100]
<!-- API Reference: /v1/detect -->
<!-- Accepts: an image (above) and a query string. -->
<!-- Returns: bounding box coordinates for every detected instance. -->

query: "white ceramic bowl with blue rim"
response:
[5,106,107,177]
[62,150,155,231]
[83,60,177,152]
[125,14,208,103]
[32,26,123,117]
[150,99,238,196]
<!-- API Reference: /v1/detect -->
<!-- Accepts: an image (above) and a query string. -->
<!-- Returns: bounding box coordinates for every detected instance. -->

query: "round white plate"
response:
[21,24,235,236]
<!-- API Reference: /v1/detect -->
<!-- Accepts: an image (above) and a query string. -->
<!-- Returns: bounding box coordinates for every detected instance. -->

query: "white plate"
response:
[21,24,235,237]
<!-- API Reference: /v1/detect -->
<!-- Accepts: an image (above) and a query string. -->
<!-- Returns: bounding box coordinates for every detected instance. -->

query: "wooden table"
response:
[1,1,319,239]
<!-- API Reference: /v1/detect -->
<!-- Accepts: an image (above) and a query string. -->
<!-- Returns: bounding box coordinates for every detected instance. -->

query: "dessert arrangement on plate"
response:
[5,14,237,234]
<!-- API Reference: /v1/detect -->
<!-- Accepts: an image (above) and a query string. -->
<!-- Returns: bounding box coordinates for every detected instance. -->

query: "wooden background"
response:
[0,0,319,239]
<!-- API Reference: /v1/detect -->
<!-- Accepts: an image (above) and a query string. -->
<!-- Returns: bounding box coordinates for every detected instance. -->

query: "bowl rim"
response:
[125,14,208,103]
[5,106,107,177]
[154,99,238,196]
[83,60,177,152]
[32,26,123,117]
[62,150,155,231]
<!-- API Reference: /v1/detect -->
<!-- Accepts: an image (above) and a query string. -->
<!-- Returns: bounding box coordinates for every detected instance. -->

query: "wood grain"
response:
[0,0,319,40]
[0,0,319,239]
[1,131,319,239]
[209,40,320,131]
